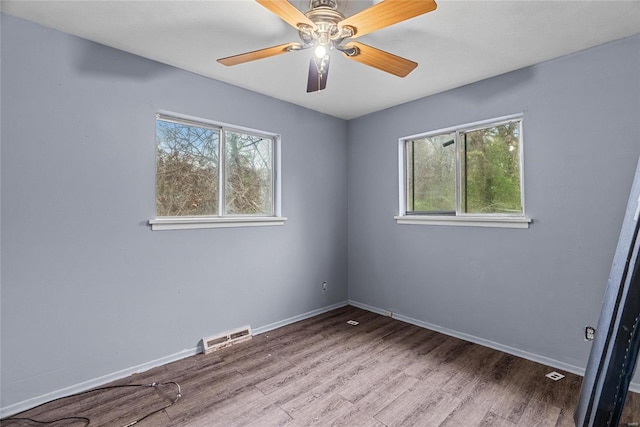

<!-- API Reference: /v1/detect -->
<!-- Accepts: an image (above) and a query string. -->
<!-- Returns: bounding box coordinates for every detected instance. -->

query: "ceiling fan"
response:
[217,0,437,92]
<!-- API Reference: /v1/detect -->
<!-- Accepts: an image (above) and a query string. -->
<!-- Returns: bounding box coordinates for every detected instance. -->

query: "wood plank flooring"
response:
[3,305,639,426]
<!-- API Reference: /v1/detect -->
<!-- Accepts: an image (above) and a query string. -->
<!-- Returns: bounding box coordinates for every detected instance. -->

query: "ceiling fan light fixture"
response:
[314,45,328,58]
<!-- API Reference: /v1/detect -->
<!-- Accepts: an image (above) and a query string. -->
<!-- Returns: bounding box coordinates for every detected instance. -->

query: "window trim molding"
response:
[394,215,531,229]
[148,216,287,231]
[150,112,284,230]
[397,113,531,228]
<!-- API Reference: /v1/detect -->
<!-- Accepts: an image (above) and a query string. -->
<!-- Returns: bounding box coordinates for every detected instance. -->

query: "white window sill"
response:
[148,216,287,231]
[394,215,531,229]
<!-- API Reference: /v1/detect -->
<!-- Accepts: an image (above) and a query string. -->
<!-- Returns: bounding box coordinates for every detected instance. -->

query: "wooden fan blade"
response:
[218,42,301,66]
[341,42,417,77]
[307,56,330,92]
[256,0,316,30]
[338,0,437,39]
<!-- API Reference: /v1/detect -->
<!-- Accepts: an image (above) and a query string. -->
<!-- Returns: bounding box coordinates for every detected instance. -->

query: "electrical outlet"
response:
[322,281,327,291]
[585,326,596,341]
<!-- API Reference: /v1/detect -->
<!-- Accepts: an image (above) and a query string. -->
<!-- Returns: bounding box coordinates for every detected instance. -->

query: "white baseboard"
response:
[0,347,200,419]
[253,300,349,335]
[348,299,640,394]
[0,300,350,419]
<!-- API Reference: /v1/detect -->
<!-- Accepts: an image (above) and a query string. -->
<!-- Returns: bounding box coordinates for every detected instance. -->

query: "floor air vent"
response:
[202,325,252,354]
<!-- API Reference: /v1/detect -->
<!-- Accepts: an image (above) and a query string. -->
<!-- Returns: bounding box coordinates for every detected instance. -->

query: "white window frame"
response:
[149,112,286,231]
[395,114,531,229]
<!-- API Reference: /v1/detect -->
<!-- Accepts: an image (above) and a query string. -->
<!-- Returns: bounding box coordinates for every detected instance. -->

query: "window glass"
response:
[403,117,523,217]
[155,115,276,219]
[463,122,522,214]
[224,131,274,216]
[156,120,219,216]
[406,132,456,214]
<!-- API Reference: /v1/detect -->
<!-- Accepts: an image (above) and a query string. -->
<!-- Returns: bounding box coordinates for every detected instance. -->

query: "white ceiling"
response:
[2,0,639,119]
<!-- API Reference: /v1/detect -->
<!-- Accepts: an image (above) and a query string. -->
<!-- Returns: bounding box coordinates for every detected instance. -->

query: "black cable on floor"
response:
[1,416,90,426]
[2,381,181,427]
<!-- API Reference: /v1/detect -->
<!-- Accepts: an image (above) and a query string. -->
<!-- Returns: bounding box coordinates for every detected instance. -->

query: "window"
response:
[149,114,285,230]
[397,115,531,228]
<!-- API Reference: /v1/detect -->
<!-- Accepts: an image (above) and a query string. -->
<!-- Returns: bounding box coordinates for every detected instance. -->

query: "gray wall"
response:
[347,35,640,385]
[0,14,348,409]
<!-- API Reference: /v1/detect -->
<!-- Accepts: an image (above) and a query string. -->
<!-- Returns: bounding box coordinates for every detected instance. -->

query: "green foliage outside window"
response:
[406,118,523,216]
[406,133,456,213]
[464,122,522,214]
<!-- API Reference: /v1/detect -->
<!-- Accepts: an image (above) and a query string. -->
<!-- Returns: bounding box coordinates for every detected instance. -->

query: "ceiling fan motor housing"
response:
[300,3,353,47]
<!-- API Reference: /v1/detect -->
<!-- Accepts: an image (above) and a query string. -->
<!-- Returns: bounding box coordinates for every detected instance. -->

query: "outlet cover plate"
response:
[585,326,596,341]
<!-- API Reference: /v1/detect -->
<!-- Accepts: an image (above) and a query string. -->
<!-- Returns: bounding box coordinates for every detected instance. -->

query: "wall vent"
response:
[202,325,252,354]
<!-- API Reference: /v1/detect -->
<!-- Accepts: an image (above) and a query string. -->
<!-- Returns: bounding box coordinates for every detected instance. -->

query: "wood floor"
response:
[3,305,639,426]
